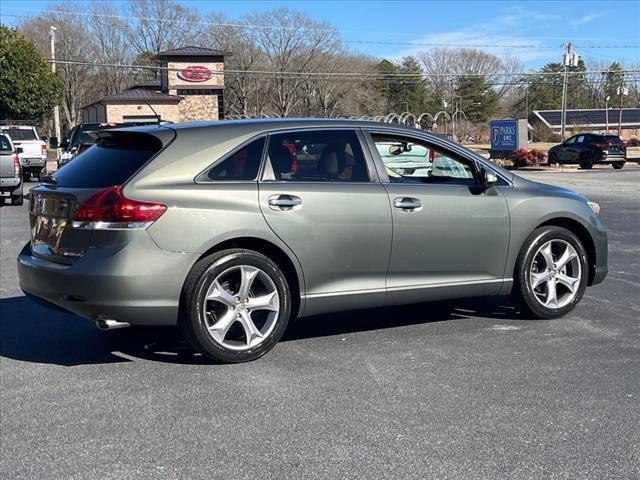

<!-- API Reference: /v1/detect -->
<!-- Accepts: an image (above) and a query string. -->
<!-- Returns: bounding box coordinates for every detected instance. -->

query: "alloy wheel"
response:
[202,265,280,350]
[529,239,582,309]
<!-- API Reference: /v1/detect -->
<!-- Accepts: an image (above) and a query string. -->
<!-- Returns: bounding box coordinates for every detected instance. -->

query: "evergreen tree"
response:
[455,74,498,123]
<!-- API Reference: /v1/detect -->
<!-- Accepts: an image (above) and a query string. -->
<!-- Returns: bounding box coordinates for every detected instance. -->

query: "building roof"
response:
[151,46,227,60]
[126,79,161,90]
[531,108,640,128]
[81,89,182,109]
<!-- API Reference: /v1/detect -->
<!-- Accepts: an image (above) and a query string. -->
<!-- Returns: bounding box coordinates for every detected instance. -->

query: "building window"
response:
[176,89,224,96]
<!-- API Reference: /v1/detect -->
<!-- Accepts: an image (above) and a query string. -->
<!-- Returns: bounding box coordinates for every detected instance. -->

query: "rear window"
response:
[2,128,37,141]
[52,133,162,188]
[602,135,623,143]
[0,135,12,151]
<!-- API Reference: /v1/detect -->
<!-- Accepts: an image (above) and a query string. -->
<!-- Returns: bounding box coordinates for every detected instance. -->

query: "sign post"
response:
[489,119,528,159]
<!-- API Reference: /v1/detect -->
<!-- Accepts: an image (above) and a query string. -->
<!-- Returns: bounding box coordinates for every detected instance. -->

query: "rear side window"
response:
[267,130,369,182]
[53,133,162,188]
[0,135,12,151]
[205,137,265,181]
[2,128,37,141]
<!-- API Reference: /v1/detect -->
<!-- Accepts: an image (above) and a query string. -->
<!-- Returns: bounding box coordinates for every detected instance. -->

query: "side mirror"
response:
[480,167,497,191]
[49,137,58,149]
[16,147,24,154]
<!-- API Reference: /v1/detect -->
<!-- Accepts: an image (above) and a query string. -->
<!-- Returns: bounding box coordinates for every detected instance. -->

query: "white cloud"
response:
[571,12,606,28]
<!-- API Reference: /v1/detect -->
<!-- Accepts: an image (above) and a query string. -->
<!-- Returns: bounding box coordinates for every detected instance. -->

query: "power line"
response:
[47,58,640,79]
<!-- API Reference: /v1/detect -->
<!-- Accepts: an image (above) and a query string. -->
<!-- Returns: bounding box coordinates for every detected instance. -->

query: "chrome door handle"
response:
[393,197,422,211]
[268,194,302,210]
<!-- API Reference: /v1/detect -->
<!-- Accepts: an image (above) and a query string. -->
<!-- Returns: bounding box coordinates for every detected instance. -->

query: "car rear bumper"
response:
[17,235,199,326]
[20,158,46,168]
[0,177,21,189]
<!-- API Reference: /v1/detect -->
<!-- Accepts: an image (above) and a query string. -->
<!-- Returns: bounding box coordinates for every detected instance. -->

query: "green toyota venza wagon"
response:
[18,119,607,363]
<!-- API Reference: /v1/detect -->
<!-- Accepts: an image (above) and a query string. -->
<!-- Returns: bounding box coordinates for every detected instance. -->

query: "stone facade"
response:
[106,103,180,123]
[178,95,219,123]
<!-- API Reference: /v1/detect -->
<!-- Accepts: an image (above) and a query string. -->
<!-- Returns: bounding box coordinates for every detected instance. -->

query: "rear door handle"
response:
[393,197,422,211]
[268,194,303,210]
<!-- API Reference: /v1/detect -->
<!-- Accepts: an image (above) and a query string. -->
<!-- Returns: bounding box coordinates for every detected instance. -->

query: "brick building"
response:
[81,46,225,124]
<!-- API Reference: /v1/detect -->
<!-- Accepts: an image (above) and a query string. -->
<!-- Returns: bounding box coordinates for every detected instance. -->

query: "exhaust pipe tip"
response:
[96,318,131,330]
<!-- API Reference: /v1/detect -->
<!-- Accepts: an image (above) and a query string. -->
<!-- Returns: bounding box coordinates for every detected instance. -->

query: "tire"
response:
[512,226,588,319]
[579,153,593,169]
[548,152,558,165]
[37,166,46,182]
[178,248,292,363]
[10,192,24,206]
[612,162,624,169]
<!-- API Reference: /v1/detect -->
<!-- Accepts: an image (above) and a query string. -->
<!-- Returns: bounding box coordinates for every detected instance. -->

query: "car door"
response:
[258,128,392,316]
[558,136,576,163]
[364,130,510,306]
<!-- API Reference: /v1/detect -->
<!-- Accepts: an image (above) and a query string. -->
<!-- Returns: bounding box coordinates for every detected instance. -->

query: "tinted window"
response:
[2,128,37,141]
[0,135,12,151]
[564,137,576,145]
[602,135,623,143]
[53,133,162,188]
[267,130,368,182]
[372,134,476,185]
[206,137,265,181]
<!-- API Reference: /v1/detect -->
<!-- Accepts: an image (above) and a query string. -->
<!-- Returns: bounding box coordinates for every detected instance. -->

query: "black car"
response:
[548,134,627,169]
[57,123,123,168]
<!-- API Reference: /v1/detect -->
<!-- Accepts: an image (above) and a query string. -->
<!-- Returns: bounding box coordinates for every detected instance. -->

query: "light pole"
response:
[617,82,628,137]
[605,95,610,132]
[49,26,61,145]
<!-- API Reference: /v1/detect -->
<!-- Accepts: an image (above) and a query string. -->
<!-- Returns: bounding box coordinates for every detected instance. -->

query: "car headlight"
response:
[587,201,600,215]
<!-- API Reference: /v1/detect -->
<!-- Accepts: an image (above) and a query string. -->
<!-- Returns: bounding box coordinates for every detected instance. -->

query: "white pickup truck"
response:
[0,125,47,181]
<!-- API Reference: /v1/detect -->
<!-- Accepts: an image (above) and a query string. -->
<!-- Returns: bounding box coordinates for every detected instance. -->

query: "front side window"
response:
[564,136,577,145]
[206,137,265,181]
[372,134,476,185]
[267,130,369,182]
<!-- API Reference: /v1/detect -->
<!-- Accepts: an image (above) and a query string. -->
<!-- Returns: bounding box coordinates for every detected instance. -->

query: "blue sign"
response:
[490,120,518,150]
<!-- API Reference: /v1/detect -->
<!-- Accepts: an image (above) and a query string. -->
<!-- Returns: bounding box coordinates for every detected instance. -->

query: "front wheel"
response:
[548,152,558,165]
[179,248,292,363]
[612,162,625,169]
[512,226,588,319]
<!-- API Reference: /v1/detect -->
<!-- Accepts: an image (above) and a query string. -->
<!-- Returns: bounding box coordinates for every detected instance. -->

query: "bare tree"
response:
[91,2,135,95]
[123,0,199,55]
[419,47,522,99]
[203,13,267,116]
[245,8,341,117]
[19,3,94,128]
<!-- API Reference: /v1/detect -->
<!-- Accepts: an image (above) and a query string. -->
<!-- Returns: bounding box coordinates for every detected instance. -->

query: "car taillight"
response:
[41,144,47,156]
[13,154,20,176]
[71,186,167,230]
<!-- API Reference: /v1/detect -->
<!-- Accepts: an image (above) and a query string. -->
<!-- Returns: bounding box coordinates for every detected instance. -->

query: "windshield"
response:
[2,128,37,141]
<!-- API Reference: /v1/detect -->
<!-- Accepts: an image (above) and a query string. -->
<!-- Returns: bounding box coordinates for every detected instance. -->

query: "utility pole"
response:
[605,95,610,132]
[49,26,61,145]
[560,42,578,140]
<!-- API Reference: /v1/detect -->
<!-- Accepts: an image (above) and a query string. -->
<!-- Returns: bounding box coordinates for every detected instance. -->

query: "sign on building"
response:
[490,119,528,158]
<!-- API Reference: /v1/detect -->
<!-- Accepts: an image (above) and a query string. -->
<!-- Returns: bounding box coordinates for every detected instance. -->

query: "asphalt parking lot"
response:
[1,166,639,479]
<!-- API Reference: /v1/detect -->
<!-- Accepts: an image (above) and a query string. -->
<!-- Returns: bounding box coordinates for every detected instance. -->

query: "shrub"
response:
[627,137,640,147]
[511,148,547,168]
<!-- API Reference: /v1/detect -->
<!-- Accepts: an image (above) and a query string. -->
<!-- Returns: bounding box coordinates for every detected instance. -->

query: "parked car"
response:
[18,119,608,363]
[0,125,47,180]
[57,122,122,167]
[547,133,627,169]
[0,134,24,205]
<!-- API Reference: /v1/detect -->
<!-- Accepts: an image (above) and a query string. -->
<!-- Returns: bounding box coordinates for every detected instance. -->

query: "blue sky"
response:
[1,0,639,68]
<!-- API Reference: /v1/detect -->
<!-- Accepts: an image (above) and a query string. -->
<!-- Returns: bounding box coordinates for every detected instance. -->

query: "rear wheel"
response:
[579,153,593,169]
[548,152,558,165]
[612,162,625,169]
[512,226,588,319]
[10,191,23,206]
[179,248,292,363]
